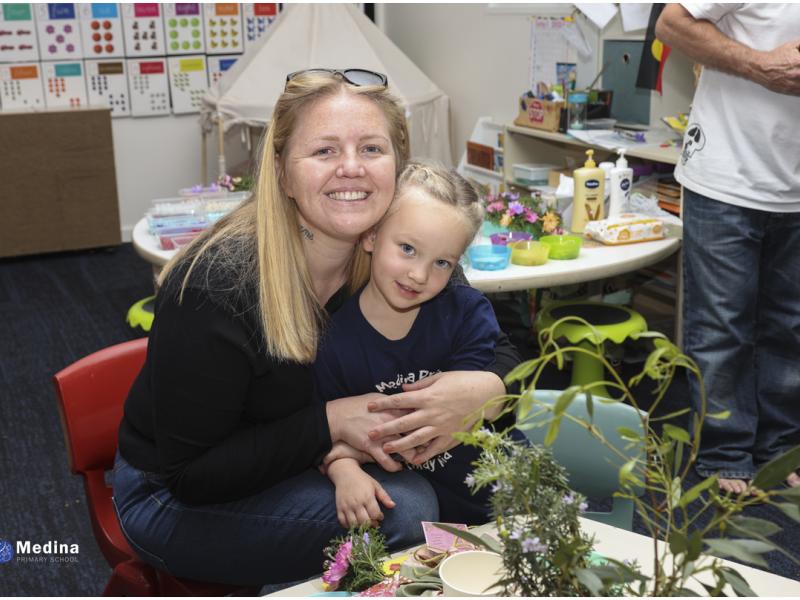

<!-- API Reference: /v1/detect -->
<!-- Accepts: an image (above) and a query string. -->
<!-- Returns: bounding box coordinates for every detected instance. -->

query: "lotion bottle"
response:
[608,148,633,218]
[571,149,605,233]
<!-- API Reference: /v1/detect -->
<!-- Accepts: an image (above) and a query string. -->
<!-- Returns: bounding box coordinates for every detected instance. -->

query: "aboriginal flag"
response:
[636,4,671,94]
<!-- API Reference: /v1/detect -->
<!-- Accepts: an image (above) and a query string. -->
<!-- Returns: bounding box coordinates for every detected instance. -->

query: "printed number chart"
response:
[163,3,205,55]
[42,60,87,108]
[35,3,82,61]
[78,3,123,59]
[242,3,278,52]
[167,54,207,114]
[0,63,45,109]
[121,3,166,57]
[0,3,40,63]
[85,59,130,116]
[127,58,169,116]
[207,54,237,86]
[204,3,243,55]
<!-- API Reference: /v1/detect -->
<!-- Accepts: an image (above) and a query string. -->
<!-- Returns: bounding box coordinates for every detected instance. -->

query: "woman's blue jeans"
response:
[682,188,800,479]
[111,452,439,587]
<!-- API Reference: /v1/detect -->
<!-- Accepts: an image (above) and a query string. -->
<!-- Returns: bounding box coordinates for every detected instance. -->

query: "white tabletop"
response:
[272,518,800,596]
[133,217,681,293]
[466,236,680,293]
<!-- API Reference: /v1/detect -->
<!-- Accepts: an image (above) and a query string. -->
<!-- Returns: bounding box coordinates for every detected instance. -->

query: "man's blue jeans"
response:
[682,188,800,479]
[112,452,439,587]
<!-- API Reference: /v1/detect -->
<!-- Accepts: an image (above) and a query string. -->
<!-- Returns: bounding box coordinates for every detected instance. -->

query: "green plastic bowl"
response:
[539,235,582,259]
[510,240,550,266]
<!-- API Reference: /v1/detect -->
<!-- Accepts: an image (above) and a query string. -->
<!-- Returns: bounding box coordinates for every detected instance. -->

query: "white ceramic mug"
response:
[438,551,506,597]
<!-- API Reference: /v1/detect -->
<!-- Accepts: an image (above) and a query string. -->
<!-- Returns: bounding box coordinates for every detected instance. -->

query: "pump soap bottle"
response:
[571,149,605,233]
[609,149,633,218]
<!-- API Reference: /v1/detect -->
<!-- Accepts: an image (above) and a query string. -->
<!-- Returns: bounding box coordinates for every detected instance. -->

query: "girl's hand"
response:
[366,371,506,464]
[322,441,374,468]
[327,459,396,529]
[326,392,409,472]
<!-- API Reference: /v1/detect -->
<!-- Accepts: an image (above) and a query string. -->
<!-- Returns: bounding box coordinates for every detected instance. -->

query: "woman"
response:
[112,69,519,587]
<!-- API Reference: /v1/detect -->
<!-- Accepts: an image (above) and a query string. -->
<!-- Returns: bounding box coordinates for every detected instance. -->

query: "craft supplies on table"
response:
[41,61,87,108]
[85,59,130,116]
[78,3,123,58]
[121,3,166,57]
[204,3,243,55]
[167,54,208,114]
[0,63,45,110]
[0,3,40,63]
[127,58,169,116]
[163,3,205,55]
[35,3,81,60]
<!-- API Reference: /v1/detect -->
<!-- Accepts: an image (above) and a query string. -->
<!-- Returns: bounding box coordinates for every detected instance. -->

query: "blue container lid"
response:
[568,92,588,103]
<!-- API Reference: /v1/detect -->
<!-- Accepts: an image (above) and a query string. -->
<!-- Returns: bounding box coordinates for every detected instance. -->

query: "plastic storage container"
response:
[510,240,550,266]
[467,245,511,270]
[539,234,583,259]
[512,163,557,186]
[568,92,588,130]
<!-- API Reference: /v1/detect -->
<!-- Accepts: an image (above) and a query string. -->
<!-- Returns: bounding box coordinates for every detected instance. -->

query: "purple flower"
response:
[491,481,506,494]
[464,474,476,488]
[579,501,589,513]
[524,208,539,224]
[503,192,520,201]
[363,532,370,544]
[507,201,524,216]
[521,536,548,553]
[190,184,203,193]
[322,540,352,590]
[509,528,524,540]
[563,492,575,505]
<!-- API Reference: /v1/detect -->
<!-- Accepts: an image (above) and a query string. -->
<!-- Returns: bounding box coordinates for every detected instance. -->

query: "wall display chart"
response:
[167,54,207,114]
[85,58,129,116]
[42,60,87,108]
[0,63,44,109]
[0,3,282,116]
[35,3,82,61]
[243,3,278,52]
[0,3,40,63]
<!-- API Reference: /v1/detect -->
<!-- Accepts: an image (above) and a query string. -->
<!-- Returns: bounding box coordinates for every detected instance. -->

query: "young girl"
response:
[313,159,525,528]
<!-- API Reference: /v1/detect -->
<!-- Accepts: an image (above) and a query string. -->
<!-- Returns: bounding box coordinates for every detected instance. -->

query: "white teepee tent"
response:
[201,3,452,178]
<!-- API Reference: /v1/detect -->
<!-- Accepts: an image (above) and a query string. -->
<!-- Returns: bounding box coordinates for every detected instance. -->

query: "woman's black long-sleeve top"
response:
[118,259,521,506]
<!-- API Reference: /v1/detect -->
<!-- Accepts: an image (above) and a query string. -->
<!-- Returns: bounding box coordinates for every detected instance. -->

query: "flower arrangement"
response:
[322,525,389,592]
[451,317,800,596]
[217,173,254,192]
[484,191,563,238]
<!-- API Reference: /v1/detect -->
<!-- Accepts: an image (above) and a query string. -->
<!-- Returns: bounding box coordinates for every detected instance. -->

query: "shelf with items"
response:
[458,117,506,196]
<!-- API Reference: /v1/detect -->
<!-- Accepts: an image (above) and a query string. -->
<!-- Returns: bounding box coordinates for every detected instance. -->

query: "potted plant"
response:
[483,191,563,240]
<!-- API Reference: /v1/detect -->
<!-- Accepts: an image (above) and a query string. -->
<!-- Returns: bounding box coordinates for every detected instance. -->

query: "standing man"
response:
[656,4,800,494]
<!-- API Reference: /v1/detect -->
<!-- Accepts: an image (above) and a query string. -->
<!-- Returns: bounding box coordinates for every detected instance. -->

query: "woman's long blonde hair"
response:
[158,72,409,362]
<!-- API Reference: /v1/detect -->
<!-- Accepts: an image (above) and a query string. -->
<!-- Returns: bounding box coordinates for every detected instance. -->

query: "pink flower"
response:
[486,201,505,213]
[524,208,538,223]
[322,540,353,590]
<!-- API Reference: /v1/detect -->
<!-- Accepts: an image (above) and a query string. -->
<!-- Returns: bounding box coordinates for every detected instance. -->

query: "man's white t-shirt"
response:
[675,3,800,212]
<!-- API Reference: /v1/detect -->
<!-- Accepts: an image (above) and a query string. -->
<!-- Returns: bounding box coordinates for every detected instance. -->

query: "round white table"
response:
[133,217,681,293]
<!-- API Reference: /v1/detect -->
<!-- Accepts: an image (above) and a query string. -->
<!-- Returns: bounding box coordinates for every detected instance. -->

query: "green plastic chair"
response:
[518,389,647,530]
[535,300,647,399]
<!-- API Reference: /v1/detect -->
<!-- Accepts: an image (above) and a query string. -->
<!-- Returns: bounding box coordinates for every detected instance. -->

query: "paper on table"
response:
[620,3,652,32]
[567,128,680,150]
[575,3,617,29]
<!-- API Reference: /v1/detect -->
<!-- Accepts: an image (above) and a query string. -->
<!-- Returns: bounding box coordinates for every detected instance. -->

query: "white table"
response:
[272,518,800,597]
[132,217,174,270]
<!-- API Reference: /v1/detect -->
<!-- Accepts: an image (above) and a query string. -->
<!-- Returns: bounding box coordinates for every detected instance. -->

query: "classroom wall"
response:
[382,3,695,166]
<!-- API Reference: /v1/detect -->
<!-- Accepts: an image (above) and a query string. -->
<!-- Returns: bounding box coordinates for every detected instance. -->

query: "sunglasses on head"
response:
[285,68,388,90]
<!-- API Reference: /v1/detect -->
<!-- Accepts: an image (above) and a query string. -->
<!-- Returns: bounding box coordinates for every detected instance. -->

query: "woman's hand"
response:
[366,371,506,464]
[326,392,409,472]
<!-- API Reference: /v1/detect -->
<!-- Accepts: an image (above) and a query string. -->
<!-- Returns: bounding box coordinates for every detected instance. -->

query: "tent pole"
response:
[201,129,208,186]
[217,114,227,178]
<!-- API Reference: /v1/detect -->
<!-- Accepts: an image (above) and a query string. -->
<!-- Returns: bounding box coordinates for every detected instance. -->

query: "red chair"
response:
[54,338,255,596]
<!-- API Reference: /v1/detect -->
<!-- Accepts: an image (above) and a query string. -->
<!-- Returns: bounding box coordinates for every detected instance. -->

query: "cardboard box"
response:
[0,108,121,258]
[514,97,565,133]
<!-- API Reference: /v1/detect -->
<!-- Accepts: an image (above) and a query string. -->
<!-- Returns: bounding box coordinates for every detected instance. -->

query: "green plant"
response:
[457,316,800,596]
[321,525,388,592]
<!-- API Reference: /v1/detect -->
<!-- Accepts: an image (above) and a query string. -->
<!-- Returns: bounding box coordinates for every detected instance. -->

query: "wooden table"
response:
[272,518,800,596]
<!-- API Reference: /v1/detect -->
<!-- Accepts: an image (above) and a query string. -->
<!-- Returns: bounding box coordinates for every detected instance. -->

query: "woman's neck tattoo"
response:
[300,225,314,241]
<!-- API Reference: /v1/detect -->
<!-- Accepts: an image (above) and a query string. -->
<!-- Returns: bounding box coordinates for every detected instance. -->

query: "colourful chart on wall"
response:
[42,60,87,108]
[163,3,206,55]
[35,3,82,61]
[0,63,45,109]
[78,3,123,59]
[242,3,278,52]
[0,3,40,63]
[168,54,207,114]
[127,57,169,117]
[85,58,130,117]
[121,3,166,57]
[204,3,243,55]
[206,54,237,86]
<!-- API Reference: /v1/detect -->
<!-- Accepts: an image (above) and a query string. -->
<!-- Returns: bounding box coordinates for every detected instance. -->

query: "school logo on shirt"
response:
[681,123,706,165]
[374,369,440,393]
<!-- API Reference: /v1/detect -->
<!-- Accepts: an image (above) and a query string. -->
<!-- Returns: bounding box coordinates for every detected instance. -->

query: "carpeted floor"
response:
[0,245,797,596]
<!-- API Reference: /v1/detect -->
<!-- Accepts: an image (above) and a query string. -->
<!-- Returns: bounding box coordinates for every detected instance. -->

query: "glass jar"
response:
[568,92,588,130]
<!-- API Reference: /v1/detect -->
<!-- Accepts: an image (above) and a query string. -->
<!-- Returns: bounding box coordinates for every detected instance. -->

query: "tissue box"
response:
[514,97,565,132]
[584,213,666,245]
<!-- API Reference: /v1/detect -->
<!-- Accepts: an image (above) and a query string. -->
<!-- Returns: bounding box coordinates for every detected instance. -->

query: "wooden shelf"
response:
[464,163,503,180]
